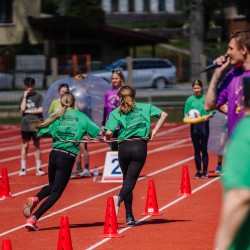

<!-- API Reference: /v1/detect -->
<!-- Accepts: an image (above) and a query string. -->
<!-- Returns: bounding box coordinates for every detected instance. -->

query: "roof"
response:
[28,16,167,46]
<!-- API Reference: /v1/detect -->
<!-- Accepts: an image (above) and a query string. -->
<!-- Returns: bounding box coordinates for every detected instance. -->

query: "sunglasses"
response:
[112,69,122,74]
[231,29,250,37]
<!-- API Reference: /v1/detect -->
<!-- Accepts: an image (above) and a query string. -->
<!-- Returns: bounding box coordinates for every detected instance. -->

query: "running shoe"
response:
[113,195,120,216]
[201,171,208,178]
[193,172,201,179]
[126,213,136,225]
[78,169,91,177]
[19,168,26,176]
[36,168,46,176]
[214,165,222,174]
[25,216,38,231]
[70,169,83,179]
[23,197,39,218]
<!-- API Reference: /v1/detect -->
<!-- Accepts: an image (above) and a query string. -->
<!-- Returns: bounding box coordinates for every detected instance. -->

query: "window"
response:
[0,0,13,24]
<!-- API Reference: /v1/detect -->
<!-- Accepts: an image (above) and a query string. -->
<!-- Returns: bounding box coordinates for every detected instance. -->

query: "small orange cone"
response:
[142,179,162,216]
[99,196,123,238]
[2,239,12,250]
[0,168,12,199]
[57,216,73,250]
[178,165,192,196]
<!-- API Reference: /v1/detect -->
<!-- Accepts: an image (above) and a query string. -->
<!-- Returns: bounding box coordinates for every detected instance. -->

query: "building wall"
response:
[0,0,43,46]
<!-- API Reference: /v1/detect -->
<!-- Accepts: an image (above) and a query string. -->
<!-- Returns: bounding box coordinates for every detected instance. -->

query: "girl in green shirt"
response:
[22,92,101,231]
[105,86,168,225]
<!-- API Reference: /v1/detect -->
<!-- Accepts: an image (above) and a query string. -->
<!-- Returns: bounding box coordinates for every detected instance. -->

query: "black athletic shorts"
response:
[21,131,40,141]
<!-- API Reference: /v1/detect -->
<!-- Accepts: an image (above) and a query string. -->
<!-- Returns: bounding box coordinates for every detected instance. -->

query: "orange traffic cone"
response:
[57,216,72,250]
[2,239,12,250]
[99,196,123,238]
[0,168,12,199]
[142,179,162,216]
[178,165,192,196]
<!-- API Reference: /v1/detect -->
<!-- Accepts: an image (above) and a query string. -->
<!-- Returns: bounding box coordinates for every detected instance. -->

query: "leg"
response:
[33,136,45,176]
[20,134,29,176]
[118,141,147,215]
[33,151,75,220]
[200,122,209,174]
[191,126,202,173]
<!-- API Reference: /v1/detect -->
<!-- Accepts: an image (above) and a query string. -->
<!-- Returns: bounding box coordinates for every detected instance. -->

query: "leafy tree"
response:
[66,0,105,23]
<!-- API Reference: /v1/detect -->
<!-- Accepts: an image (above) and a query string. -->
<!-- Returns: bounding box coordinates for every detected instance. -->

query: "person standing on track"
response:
[23,92,101,231]
[205,30,250,138]
[215,79,250,250]
[184,79,214,179]
[105,86,168,225]
[101,70,125,151]
[19,77,45,177]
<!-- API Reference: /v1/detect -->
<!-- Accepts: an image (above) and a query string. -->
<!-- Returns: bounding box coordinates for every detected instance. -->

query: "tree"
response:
[189,0,204,81]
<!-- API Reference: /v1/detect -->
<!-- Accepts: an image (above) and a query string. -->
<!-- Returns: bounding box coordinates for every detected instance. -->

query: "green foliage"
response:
[41,0,60,15]
[66,0,105,23]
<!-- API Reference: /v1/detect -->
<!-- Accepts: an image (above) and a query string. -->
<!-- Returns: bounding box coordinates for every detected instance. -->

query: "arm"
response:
[151,111,168,140]
[20,90,29,113]
[204,55,230,111]
[215,189,250,250]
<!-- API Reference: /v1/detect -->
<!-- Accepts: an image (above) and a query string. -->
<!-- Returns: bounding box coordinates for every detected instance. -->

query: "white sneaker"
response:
[19,169,26,176]
[79,169,91,177]
[36,169,46,176]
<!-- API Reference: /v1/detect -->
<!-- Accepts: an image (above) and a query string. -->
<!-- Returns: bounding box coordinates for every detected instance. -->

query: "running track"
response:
[0,123,222,250]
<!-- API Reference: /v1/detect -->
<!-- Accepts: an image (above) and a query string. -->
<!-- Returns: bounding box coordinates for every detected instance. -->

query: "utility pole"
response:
[189,0,204,82]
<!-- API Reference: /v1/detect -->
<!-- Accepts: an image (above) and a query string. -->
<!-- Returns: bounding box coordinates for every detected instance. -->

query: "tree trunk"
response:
[190,0,204,82]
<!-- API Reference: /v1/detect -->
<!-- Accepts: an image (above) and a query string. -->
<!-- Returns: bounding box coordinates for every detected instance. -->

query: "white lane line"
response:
[0,154,195,237]
[86,176,221,250]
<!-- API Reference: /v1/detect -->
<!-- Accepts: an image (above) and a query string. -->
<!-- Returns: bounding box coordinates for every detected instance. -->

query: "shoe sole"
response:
[36,172,46,176]
[23,199,35,218]
[25,223,38,231]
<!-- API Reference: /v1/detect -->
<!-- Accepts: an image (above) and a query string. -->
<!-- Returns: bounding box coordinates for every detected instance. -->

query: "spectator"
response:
[184,79,214,179]
[101,70,125,151]
[205,30,250,137]
[19,77,45,177]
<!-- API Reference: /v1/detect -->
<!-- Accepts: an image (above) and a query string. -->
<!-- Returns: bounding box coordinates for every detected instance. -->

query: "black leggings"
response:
[190,121,209,172]
[33,150,75,220]
[118,140,147,215]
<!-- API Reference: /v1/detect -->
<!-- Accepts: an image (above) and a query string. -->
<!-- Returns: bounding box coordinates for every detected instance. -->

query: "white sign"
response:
[102,151,123,182]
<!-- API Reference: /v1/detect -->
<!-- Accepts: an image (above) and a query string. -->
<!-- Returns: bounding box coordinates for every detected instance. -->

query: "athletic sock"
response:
[84,163,89,170]
[76,162,83,171]
[21,160,26,170]
[36,160,41,170]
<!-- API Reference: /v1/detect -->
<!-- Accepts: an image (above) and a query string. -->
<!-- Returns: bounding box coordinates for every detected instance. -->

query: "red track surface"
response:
[0,123,222,250]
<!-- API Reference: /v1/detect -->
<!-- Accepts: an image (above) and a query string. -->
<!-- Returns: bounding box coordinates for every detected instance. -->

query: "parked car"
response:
[88,58,177,88]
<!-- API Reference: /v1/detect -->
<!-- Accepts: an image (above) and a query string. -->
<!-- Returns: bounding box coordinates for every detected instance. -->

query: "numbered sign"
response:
[102,151,123,182]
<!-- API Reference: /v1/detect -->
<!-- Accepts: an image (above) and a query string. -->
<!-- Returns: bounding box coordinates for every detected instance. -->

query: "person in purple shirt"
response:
[205,30,250,137]
[101,70,125,150]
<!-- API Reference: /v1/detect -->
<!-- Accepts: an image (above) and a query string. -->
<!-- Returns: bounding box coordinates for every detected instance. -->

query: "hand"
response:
[213,54,230,75]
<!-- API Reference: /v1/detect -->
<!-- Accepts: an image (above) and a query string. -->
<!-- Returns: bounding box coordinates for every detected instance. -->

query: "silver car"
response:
[88,58,177,88]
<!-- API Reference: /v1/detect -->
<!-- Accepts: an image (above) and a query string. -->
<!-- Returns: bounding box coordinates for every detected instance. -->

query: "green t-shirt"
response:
[105,102,163,141]
[184,94,214,116]
[222,115,250,250]
[38,109,100,155]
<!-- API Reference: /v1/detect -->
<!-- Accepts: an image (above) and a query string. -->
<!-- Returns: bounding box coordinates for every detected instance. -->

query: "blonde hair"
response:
[32,92,76,130]
[230,30,250,51]
[118,86,136,114]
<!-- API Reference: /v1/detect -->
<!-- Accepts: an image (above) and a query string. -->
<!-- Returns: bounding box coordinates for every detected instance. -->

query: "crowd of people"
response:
[19,29,250,249]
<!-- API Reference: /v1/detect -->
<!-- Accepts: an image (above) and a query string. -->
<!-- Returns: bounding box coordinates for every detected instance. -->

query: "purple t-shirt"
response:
[217,66,250,137]
[103,87,120,121]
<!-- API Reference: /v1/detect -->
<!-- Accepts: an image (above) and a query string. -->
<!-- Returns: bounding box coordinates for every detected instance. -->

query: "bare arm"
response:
[151,111,168,140]
[215,189,250,250]
[204,55,230,111]
[20,90,29,113]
